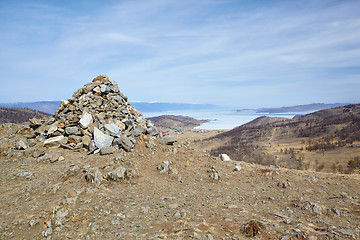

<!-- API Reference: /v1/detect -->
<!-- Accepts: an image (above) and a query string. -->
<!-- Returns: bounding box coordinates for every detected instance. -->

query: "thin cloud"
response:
[0,0,359,106]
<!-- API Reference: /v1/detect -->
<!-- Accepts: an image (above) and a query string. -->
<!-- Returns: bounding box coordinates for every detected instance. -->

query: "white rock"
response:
[219,154,231,161]
[93,127,113,149]
[79,112,93,129]
[43,136,65,148]
[234,166,241,171]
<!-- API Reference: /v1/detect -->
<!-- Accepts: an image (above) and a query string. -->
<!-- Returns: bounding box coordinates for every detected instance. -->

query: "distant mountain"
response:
[131,102,216,112]
[0,101,61,114]
[0,107,48,124]
[0,101,216,114]
[255,103,350,113]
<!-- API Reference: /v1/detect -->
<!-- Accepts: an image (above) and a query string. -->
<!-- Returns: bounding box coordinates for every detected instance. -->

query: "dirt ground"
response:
[0,123,359,239]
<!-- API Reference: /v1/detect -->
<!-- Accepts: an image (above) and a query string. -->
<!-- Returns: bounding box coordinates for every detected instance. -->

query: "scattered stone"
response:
[160,136,177,145]
[208,166,220,180]
[63,165,80,179]
[16,172,32,179]
[332,207,340,216]
[277,182,291,188]
[157,160,178,174]
[219,154,231,161]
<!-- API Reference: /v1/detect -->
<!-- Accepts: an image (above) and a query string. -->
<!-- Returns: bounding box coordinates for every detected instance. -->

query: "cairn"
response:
[29,75,158,154]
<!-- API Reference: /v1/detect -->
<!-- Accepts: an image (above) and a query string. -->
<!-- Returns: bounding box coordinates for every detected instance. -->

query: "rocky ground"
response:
[0,122,359,240]
[0,76,359,239]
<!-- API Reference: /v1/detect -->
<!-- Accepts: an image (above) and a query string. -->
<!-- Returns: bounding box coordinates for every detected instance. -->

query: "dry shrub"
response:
[243,220,262,237]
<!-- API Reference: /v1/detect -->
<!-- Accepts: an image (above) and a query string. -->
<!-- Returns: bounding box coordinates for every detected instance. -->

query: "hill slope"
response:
[202,104,360,174]
[0,107,48,124]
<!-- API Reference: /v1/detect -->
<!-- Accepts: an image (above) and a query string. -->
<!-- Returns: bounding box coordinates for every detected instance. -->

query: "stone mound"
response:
[29,75,158,154]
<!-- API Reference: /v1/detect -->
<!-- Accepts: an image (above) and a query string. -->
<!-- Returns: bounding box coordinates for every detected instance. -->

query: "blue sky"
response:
[0,0,360,108]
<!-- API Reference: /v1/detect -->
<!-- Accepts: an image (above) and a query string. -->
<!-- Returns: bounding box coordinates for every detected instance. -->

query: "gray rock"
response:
[43,136,66,148]
[93,127,113,149]
[65,126,81,135]
[16,138,28,150]
[132,126,146,137]
[100,84,110,93]
[116,135,132,152]
[122,119,134,129]
[160,136,177,145]
[147,127,158,137]
[106,166,127,181]
[32,149,45,158]
[104,123,122,137]
[79,112,93,129]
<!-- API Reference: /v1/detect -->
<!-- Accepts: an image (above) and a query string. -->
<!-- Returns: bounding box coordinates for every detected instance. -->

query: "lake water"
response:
[142,109,313,130]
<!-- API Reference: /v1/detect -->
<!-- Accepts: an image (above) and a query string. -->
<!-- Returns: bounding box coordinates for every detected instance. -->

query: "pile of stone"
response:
[28,75,158,154]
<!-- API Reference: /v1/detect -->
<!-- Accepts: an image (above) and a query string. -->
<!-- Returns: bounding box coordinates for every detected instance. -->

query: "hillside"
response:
[201,104,360,174]
[0,107,48,124]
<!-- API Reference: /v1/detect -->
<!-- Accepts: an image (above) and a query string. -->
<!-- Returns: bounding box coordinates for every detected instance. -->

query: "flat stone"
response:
[100,146,115,155]
[82,135,91,149]
[79,112,93,129]
[65,126,81,135]
[44,136,65,148]
[104,123,121,137]
[93,127,113,149]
